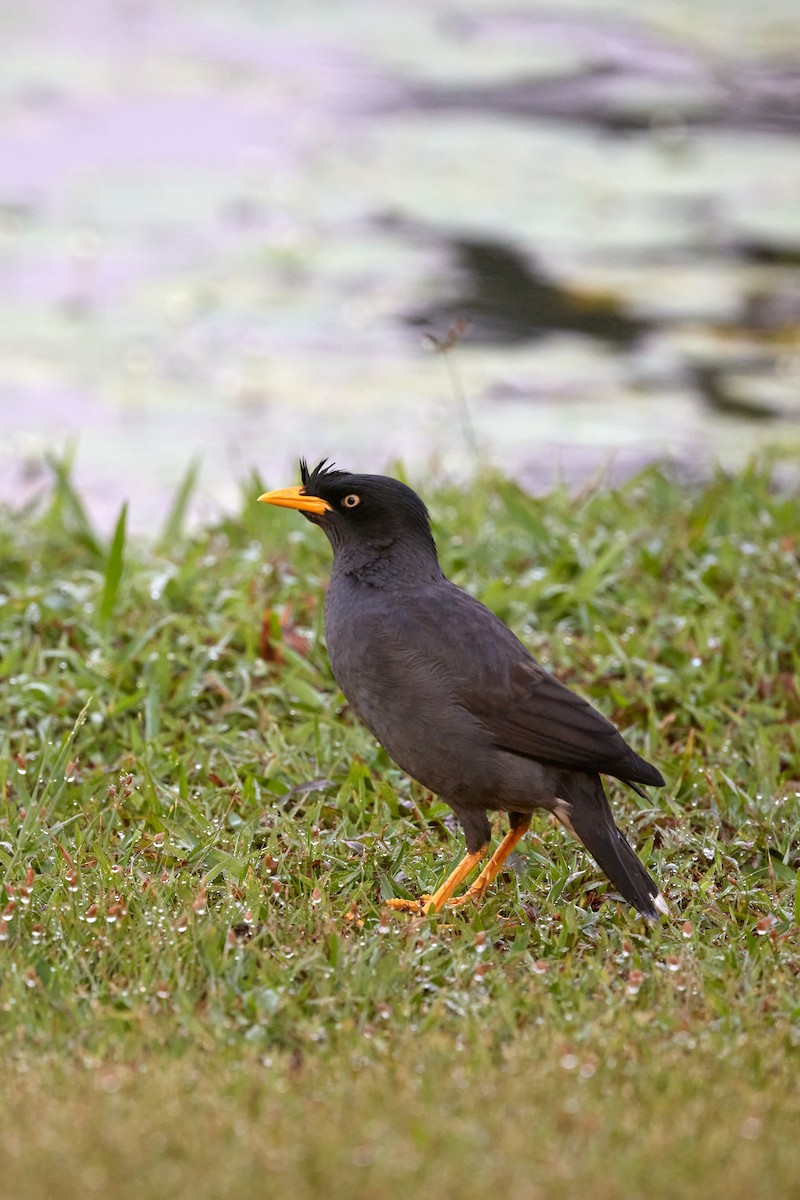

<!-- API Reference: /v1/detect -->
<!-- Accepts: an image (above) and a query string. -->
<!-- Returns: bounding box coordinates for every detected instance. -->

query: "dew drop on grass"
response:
[739,1116,763,1140]
[626,969,644,996]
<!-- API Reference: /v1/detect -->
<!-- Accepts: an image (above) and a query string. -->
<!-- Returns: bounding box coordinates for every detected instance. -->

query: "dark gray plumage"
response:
[259,460,667,920]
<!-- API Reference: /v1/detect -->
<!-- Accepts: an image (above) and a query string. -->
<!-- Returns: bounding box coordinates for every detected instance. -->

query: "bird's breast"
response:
[323,584,499,803]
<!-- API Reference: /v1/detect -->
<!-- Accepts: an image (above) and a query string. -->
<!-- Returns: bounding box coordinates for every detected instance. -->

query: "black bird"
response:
[259,460,668,921]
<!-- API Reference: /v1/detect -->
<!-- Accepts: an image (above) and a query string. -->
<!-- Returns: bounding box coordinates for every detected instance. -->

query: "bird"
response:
[258,459,668,921]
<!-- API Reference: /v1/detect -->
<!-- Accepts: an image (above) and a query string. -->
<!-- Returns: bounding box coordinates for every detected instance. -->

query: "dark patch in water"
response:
[390,13,800,136]
[404,234,646,346]
[693,365,786,421]
[735,239,800,267]
[402,63,800,135]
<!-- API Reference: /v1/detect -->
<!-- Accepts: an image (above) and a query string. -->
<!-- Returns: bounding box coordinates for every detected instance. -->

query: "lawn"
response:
[1,458,798,1199]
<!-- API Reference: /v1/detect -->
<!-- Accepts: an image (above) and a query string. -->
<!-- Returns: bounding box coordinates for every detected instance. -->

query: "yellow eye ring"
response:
[342,494,361,509]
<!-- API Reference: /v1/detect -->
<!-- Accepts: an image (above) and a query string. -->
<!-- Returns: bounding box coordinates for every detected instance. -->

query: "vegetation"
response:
[1,459,798,1199]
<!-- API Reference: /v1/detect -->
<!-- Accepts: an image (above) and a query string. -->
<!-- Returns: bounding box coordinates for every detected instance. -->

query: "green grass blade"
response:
[99,502,128,627]
[45,450,104,560]
[9,698,92,866]
[158,460,200,553]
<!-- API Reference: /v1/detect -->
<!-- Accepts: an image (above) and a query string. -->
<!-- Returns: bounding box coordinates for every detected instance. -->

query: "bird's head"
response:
[258,459,439,577]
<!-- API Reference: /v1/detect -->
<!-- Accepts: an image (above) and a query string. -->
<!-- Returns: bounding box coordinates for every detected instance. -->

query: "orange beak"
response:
[257,485,332,516]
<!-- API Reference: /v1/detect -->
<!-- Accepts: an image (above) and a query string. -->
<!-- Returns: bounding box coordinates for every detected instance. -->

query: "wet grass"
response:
[1,459,799,1198]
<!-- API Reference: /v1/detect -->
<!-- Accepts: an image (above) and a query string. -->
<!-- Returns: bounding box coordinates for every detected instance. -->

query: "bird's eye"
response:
[341,494,361,509]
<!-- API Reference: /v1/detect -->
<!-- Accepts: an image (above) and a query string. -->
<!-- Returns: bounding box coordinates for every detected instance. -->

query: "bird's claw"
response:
[440,887,483,909]
[384,895,434,915]
[384,889,485,915]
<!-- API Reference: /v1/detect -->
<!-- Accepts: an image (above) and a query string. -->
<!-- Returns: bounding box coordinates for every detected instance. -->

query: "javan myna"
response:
[259,460,668,920]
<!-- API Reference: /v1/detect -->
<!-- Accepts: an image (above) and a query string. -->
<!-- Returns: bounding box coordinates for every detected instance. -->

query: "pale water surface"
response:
[1,0,798,531]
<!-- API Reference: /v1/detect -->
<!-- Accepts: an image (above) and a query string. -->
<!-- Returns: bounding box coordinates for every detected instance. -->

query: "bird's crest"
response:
[299,458,348,496]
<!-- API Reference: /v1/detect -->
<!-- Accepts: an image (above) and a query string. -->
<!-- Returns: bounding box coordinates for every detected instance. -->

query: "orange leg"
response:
[447,817,532,908]
[385,815,533,915]
[385,847,487,915]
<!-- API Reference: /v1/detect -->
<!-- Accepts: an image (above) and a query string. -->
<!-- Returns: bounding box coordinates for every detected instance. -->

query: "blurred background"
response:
[1,0,799,531]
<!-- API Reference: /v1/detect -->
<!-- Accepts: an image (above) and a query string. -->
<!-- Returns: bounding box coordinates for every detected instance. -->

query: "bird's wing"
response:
[386,582,660,784]
[464,655,638,776]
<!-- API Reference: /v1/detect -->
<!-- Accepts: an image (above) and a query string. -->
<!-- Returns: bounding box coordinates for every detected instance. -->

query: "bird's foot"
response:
[384,886,486,917]
[440,882,487,909]
[383,895,433,915]
[444,820,533,910]
[384,827,533,916]
[385,848,487,916]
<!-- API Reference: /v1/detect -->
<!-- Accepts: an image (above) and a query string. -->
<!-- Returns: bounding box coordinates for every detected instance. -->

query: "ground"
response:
[0,460,798,1198]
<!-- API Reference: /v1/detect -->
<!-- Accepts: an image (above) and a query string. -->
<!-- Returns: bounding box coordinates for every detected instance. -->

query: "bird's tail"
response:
[553,774,668,921]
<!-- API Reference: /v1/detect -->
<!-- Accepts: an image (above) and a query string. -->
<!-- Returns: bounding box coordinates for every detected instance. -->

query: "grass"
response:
[0,457,799,1198]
